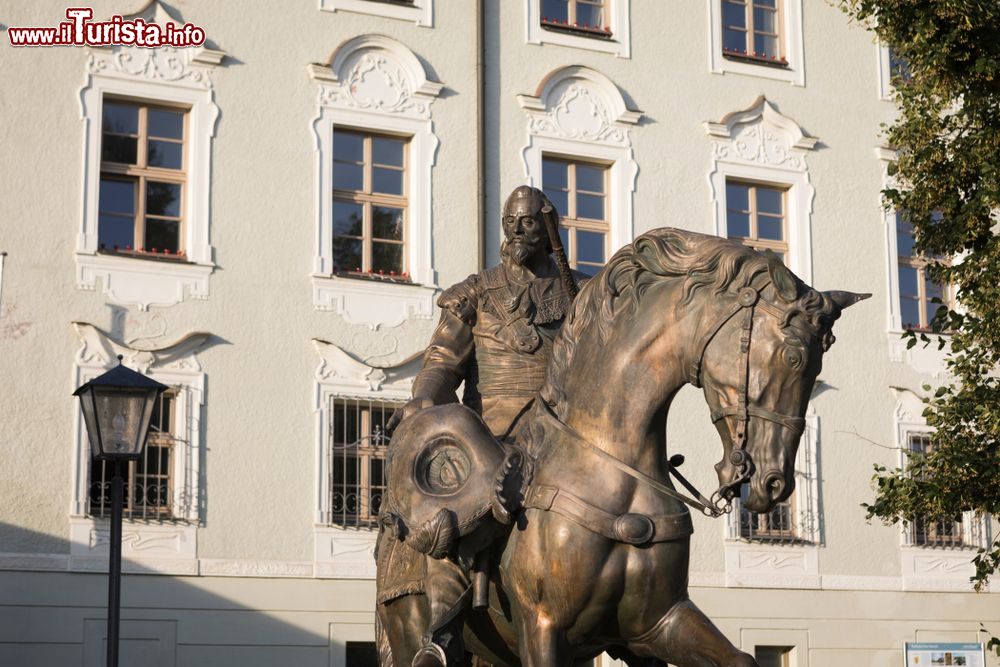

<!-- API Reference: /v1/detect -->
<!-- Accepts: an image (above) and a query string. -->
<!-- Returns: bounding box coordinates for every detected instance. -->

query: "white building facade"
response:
[0,1,996,665]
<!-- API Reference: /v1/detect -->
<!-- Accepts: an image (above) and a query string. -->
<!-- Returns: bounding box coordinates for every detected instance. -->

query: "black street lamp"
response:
[74,355,168,667]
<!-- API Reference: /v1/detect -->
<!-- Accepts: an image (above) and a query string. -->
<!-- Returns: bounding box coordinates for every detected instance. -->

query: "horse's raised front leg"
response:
[626,599,758,667]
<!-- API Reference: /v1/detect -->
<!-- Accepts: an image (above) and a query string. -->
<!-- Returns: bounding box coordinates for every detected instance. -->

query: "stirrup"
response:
[411,642,448,667]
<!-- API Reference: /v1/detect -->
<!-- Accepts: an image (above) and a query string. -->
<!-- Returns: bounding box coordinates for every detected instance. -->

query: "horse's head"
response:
[695,252,868,513]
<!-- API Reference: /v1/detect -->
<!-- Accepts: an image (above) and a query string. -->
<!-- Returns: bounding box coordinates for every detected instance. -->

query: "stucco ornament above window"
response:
[76,1,225,311]
[309,35,443,328]
[518,65,641,148]
[704,95,818,170]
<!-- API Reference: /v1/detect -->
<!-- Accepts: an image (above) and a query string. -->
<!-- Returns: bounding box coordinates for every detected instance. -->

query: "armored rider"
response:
[381,185,586,667]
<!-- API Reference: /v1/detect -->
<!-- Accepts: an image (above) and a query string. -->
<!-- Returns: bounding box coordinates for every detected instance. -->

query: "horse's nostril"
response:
[764,473,785,499]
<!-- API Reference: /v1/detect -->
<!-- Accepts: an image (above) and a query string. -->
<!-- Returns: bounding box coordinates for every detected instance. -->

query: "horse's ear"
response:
[824,290,872,312]
[764,250,798,302]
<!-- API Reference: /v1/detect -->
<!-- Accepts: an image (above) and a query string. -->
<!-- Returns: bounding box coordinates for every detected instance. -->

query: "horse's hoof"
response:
[411,643,448,667]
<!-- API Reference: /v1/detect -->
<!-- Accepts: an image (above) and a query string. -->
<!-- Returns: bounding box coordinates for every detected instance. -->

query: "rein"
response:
[535,398,722,517]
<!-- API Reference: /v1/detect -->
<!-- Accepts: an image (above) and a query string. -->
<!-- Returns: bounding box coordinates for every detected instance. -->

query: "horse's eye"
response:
[783,348,803,369]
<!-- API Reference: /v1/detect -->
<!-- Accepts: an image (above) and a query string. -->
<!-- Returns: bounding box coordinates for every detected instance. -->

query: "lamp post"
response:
[74,355,167,667]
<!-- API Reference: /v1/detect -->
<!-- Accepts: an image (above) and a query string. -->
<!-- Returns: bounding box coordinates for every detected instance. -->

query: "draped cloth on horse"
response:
[377,404,523,604]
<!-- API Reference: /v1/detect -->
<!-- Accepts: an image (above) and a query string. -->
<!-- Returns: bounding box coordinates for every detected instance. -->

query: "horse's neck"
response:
[554,284,700,474]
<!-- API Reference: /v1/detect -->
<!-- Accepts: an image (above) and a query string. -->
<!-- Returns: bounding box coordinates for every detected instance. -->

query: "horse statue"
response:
[376,228,868,667]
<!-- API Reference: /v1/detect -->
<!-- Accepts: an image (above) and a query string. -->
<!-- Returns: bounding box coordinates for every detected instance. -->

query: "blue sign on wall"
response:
[905,643,985,667]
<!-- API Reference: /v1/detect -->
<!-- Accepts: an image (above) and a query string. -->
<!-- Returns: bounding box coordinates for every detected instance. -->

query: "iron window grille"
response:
[906,433,979,548]
[738,484,800,543]
[88,389,178,521]
[327,396,403,528]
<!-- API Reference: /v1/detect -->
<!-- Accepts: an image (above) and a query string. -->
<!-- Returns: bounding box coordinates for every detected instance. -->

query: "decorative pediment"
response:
[73,321,211,374]
[891,386,927,425]
[704,96,817,170]
[308,35,443,119]
[312,338,421,393]
[518,66,641,146]
[85,2,225,90]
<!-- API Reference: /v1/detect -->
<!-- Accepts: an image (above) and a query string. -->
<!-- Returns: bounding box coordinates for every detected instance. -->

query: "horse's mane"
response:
[540,228,839,409]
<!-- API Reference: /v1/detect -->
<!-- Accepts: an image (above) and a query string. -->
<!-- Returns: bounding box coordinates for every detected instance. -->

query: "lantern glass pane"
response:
[79,388,103,459]
[93,387,149,458]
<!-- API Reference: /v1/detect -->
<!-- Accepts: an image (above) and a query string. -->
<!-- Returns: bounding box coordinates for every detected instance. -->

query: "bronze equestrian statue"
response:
[376,193,868,667]
[380,185,587,666]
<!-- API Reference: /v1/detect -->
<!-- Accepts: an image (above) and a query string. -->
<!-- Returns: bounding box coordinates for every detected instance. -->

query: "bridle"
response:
[687,280,806,515]
[535,279,810,519]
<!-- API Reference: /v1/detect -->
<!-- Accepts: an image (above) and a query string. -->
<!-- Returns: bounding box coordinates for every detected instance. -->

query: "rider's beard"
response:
[506,236,543,266]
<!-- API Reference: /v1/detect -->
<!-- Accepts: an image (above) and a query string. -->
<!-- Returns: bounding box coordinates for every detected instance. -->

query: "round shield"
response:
[388,404,506,536]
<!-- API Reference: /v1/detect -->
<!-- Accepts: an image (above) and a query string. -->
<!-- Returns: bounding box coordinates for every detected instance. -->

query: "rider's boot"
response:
[411,557,471,667]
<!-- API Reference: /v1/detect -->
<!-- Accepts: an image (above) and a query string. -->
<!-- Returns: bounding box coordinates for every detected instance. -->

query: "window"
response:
[526,0,631,57]
[332,129,409,280]
[89,390,177,520]
[721,0,785,65]
[708,0,803,85]
[346,642,379,667]
[739,485,798,542]
[98,100,187,258]
[755,646,793,667]
[542,157,609,276]
[726,180,788,262]
[541,0,611,37]
[327,397,401,528]
[907,434,968,548]
[896,215,949,331]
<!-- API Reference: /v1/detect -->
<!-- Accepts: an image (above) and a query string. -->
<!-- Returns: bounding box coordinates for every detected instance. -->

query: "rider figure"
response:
[382,185,586,667]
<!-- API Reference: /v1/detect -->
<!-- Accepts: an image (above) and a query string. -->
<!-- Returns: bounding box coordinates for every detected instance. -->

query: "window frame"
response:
[725,179,789,259]
[99,98,190,260]
[540,0,613,39]
[331,128,410,279]
[309,35,442,328]
[708,0,805,86]
[721,0,787,66]
[895,214,952,332]
[88,389,179,521]
[525,0,631,58]
[542,155,612,275]
[77,38,222,310]
[313,338,421,579]
[706,98,817,285]
[69,323,209,573]
[723,404,821,588]
[903,432,975,549]
[326,396,401,529]
[893,390,991,590]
